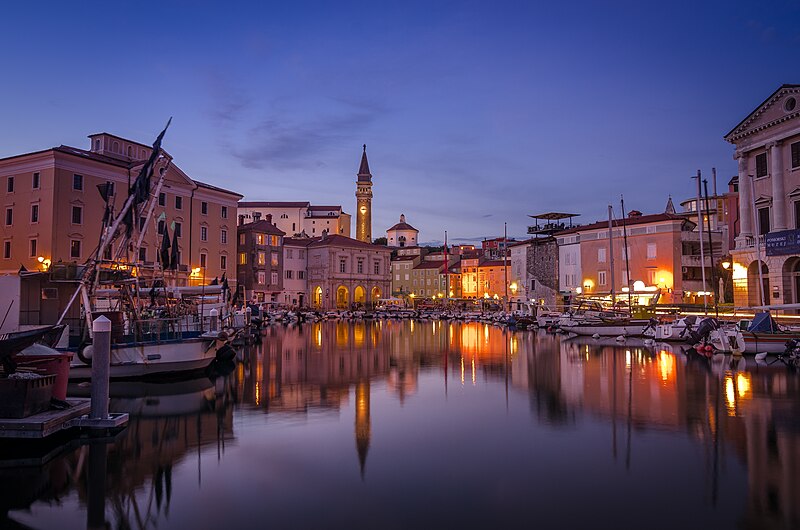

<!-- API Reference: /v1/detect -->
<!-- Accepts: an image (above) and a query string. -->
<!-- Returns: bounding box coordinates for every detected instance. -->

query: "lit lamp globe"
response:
[722,260,731,270]
[633,280,646,292]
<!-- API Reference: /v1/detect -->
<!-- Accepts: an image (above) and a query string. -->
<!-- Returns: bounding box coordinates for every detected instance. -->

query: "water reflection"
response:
[4,321,800,528]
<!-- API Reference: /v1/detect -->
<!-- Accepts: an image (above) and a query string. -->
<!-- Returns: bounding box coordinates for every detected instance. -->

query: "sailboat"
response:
[56,121,238,379]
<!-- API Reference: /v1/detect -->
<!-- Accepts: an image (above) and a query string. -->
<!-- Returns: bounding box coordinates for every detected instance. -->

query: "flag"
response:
[169,227,179,270]
[123,118,172,237]
[159,228,171,267]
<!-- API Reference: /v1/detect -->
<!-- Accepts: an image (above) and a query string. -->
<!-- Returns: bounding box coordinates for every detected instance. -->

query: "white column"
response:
[769,141,786,231]
[736,152,753,239]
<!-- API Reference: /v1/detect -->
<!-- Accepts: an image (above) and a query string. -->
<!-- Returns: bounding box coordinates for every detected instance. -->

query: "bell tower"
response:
[355,144,373,243]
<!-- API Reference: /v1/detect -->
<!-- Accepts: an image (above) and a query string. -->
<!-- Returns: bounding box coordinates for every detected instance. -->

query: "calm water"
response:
[4,321,800,529]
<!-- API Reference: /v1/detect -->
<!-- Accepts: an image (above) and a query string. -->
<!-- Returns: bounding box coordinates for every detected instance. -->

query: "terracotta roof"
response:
[195,180,243,198]
[554,212,691,236]
[284,237,314,247]
[238,201,311,208]
[479,259,510,268]
[307,234,390,251]
[238,219,285,236]
[413,261,445,271]
[307,205,341,211]
[392,256,418,261]
[88,132,155,150]
[388,222,417,232]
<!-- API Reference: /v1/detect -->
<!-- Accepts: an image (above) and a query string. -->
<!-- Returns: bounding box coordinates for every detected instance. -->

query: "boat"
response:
[560,317,652,337]
[52,122,239,379]
[741,312,800,354]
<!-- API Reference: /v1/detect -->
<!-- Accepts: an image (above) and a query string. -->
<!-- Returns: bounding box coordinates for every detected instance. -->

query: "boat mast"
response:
[703,178,719,318]
[694,170,708,313]
[620,195,633,315]
[608,205,616,309]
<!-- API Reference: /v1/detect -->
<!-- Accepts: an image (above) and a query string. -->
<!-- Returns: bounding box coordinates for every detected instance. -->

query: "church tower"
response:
[355,144,373,243]
[355,380,371,479]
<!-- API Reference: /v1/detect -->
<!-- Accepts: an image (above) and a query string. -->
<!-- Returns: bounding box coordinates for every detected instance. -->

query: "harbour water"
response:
[5,320,799,529]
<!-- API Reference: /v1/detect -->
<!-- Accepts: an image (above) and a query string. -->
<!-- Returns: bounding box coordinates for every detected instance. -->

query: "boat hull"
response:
[561,321,650,337]
[67,338,220,379]
[742,331,800,354]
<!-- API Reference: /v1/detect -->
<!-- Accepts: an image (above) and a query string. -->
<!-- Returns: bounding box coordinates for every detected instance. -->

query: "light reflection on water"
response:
[5,320,800,529]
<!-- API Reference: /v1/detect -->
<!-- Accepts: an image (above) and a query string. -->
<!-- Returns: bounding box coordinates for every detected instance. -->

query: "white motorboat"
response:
[560,318,652,337]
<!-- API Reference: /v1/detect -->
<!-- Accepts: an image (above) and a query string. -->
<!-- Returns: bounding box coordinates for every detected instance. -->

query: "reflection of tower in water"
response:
[355,380,371,479]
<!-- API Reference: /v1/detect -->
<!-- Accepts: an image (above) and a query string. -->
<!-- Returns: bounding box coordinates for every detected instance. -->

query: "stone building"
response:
[386,214,418,247]
[724,84,800,307]
[0,131,240,284]
[236,218,285,303]
[307,234,391,310]
[237,201,351,238]
[509,237,559,309]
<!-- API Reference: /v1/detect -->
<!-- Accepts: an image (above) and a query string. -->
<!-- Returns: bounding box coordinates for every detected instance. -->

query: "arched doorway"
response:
[747,260,769,307]
[336,285,349,309]
[782,257,800,306]
[371,286,382,305]
[354,285,366,307]
[312,286,323,308]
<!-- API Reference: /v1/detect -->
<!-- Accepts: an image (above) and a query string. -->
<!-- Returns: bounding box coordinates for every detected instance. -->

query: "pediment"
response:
[754,195,773,207]
[725,85,800,143]
[789,187,800,199]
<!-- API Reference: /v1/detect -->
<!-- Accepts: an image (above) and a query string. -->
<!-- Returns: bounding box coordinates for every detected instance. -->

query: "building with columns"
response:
[355,145,373,243]
[724,84,800,307]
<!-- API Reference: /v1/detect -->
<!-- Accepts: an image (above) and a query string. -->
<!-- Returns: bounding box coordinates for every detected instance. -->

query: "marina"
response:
[1,320,798,528]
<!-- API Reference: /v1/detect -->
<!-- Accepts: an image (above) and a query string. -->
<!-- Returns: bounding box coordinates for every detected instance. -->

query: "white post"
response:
[210,308,219,333]
[90,316,111,420]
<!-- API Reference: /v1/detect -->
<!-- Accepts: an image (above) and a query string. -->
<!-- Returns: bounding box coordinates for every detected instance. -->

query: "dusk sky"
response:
[2,1,798,244]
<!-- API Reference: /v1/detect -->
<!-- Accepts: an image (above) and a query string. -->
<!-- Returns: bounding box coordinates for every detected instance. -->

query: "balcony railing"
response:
[735,234,765,250]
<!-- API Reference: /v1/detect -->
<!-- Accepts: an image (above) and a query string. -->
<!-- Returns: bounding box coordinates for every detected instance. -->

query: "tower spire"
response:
[358,144,371,181]
[355,144,373,242]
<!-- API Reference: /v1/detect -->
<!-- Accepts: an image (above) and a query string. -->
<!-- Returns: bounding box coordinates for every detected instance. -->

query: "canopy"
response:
[748,312,779,333]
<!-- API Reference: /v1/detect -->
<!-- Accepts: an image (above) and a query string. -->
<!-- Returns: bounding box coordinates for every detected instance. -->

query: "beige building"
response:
[307,234,391,310]
[237,201,351,238]
[724,84,800,307]
[386,214,419,247]
[411,261,446,299]
[282,237,311,307]
[0,132,240,285]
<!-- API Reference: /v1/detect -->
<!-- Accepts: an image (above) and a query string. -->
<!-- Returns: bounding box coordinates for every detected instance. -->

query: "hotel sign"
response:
[765,228,800,256]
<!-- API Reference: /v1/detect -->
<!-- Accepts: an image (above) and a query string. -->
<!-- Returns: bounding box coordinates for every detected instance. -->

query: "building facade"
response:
[386,214,419,247]
[236,218,285,303]
[0,132,240,285]
[282,238,310,307]
[355,145,373,243]
[307,234,391,310]
[410,261,446,299]
[724,84,800,307]
[237,201,351,238]
[509,237,560,309]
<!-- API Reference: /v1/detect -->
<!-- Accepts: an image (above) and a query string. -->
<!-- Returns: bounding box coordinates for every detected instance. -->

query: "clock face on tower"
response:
[359,206,367,214]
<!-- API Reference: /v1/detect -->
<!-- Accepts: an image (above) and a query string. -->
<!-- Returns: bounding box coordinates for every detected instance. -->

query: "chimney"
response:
[712,167,717,196]
[628,210,642,218]
[238,214,245,226]
[265,214,273,224]
[252,211,261,221]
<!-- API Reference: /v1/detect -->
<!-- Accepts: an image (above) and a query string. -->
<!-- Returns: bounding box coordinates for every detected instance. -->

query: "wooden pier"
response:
[0,399,128,439]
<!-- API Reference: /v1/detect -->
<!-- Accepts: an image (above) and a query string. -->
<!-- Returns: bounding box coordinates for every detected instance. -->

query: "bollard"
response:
[90,316,111,420]
[210,308,219,332]
[245,306,252,326]
[86,440,108,530]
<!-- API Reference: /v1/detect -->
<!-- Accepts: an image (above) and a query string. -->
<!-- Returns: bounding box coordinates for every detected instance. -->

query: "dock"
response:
[0,399,128,439]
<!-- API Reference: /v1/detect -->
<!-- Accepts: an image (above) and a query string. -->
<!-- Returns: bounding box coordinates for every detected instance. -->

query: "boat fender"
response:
[217,331,229,341]
[77,341,93,366]
[216,344,236,362]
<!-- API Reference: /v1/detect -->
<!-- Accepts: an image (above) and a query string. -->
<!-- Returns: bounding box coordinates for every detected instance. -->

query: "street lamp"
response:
[721,260,731,270]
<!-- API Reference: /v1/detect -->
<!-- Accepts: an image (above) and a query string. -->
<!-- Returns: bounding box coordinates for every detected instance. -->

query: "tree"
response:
[373,237,388,246]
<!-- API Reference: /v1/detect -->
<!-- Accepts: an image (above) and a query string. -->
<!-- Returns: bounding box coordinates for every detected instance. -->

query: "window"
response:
[271,271,278,285]
[72,206,82,224]
[73,174,83,190]
[792,142,800,169]
[292,222,296,232]
[221,229,228,244]
[621,270,629,286]
[271,252,278,267]
[357,259,364,274]
[285,270,294,279]
[30,204,39,223]
[530,279,536,291]
[795,201,800,230]
[175,222,182,237]
[200,226,208,241]
[298,271,305,279]
[200,253,207,268]
[258,271,266,285]
[647,269,657,284]
[158,220,165,235]
[6,176,13,193]
[646,225,657,234]
[339,258,347,273]
[286,248,293,259]
[29,239,36,257]
[239,233,245,245]
[271,235,280,246]
[158,192,166,206]
[374,261,380,274]
[647,243,657,260]
[598,270,607,286]
[32,172,39,189]
[220,255,227,270]
[5,208,12,226]
[221,206,228,219]
[756,152,768,178]
[257,252,265,265]
[2,241,9,259]
[597,247,606,263]
[405,274,409,281]
[70,239,81,259]
[175,196,182,210]
[201,201,208,215]
[395,274,400,281]
[758,207,770,235]
[238,252,247,265]
[256,233,265,245]
[138,247,147,262]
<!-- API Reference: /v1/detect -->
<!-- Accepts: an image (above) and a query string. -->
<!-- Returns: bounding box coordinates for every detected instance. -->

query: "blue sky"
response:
[1,0,798,244]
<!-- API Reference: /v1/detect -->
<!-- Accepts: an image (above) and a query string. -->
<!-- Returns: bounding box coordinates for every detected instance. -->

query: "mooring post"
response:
[210,308,219,333]
[90,316,111,420]
[245,306,252,327]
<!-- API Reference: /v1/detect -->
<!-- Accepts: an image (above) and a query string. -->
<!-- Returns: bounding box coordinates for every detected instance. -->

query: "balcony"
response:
[734,234,765,250]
